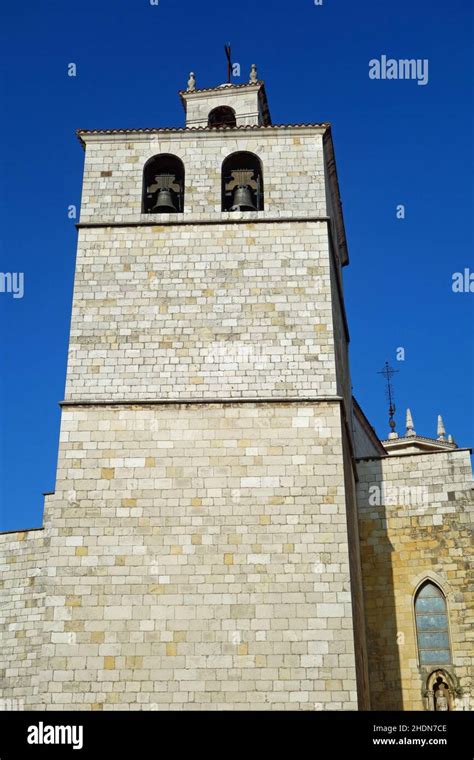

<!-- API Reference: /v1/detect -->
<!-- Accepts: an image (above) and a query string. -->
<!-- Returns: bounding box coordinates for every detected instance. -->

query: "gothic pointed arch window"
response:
[208,106,237,128]
[222,151,263,212]
[142,154,184,214]
[414,581,452,666]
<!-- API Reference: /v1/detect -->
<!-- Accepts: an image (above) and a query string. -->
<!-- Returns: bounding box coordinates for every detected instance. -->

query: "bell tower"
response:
[39,64,370,710]
[179,71,271,128]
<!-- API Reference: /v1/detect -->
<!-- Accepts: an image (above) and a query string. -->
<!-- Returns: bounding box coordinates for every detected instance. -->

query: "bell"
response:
[152,188,178,213]
[230,185,256,212]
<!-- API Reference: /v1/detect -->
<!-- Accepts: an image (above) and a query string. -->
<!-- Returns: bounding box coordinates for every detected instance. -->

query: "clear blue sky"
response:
[0,0,472,531]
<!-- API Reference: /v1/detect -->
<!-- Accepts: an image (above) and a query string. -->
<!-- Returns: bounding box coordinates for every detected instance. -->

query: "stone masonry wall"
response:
[0,529,46,709]
[38,401,359,710]
[78,129,327,223]
[357,449,473,710]
[182,86,263,127]
[65,222,337,401]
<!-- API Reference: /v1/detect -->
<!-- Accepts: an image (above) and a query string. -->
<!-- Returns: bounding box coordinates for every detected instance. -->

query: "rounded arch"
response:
[221,151,264,212]
[142,153,185,213]
[208,106,237,128]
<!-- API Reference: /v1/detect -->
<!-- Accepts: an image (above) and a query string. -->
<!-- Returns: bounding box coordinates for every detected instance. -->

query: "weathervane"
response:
[378,361,399,435]
[224,43,232,83]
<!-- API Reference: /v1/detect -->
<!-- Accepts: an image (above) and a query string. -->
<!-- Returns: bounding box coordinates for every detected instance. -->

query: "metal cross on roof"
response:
[224,43,232,83]
[378,361,399,432]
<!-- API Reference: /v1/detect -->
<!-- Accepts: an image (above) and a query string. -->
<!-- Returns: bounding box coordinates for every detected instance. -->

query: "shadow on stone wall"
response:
[356,456,404,710]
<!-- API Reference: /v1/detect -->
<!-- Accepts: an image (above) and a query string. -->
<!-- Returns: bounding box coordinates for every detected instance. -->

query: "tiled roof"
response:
[76,122,330,142]
[178,81,264,95]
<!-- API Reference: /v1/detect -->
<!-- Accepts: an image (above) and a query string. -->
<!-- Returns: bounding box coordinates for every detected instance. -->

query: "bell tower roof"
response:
[179,75,272,128]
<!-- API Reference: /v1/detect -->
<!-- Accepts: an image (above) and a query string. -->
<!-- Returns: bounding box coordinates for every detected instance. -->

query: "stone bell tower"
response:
[38,66,370,709]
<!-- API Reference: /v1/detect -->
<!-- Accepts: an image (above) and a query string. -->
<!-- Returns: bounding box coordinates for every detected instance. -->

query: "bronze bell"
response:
[152,188,178,213]
[230,185,256,212]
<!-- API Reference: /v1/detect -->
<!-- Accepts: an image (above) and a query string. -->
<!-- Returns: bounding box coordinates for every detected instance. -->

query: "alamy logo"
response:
[368,484,429,508]
[369,55,429,86]
[27,722,83,750]
[452,268,474,293]
[0,272,24,299]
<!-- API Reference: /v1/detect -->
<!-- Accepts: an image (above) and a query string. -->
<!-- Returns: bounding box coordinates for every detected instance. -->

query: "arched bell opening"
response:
[208,106,237,128]
[142,154,184,214]
[222,151,264,212]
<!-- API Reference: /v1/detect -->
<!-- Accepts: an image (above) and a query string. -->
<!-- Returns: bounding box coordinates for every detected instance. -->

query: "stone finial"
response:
[187,72,196,91]
[249,64,258,84]
[437,415,446,441]
[406,408,416,437]
[448,434,454,444]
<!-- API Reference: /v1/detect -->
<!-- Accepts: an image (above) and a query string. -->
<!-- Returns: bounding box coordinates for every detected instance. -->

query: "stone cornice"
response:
[76,215,330,229]
[355,447,472,462]
[76,123,330,147]
[60,396,344,408]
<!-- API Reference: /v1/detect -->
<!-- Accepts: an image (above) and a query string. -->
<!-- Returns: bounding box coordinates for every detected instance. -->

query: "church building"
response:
[1,67,472,711]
